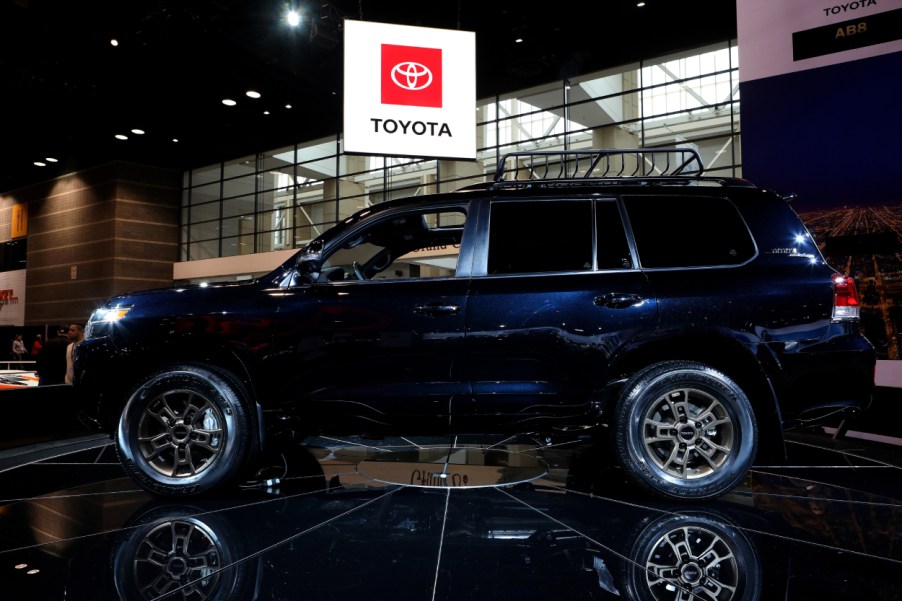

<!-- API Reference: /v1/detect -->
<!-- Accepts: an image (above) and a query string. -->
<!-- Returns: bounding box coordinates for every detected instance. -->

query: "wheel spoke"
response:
[147,396,180,427]
[698,436,731,456]
[136,541,168,567]
[174,445,197,477]
[660,444,683,472]
[645,416,677,444]
[694,398,728,423]
[190,429,223,452]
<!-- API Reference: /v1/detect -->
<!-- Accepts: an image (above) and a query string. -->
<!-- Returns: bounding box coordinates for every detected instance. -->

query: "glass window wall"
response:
[180,41,740,266]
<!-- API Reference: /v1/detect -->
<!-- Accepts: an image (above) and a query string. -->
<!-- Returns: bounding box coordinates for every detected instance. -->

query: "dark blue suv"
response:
[74,149,876,499]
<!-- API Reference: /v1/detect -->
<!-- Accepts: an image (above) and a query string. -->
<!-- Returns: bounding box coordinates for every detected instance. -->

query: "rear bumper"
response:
[777,331,876,426]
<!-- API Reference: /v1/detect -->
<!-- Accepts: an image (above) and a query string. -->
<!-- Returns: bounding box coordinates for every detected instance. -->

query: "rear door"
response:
[457,197,658,430]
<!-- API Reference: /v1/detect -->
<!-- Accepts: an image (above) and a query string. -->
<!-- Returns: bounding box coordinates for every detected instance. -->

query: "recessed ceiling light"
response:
[110,39,119,47]
[515,38,523,43]
[246,90,261,99]
[46,157,58,163]
[637,1,646,6]
[263,110,270,115]
[34,161,46,167]
[222,98,237,106]
[131,128,145,135]
[286,10,301,27]
[285,104,292,109]
[115,134,128,140]
[172,138,179,143]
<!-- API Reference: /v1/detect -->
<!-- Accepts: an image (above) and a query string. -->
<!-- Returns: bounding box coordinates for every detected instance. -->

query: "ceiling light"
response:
[222,98,237,106]
[115,134,128,140]
[637,1,646,6]
[131,128,145,135]
[34,161,46,167]
[246,90,261,99]
[263,110,270,115]
[110,39,119,47]
[285,104,292,109]
[45,157,58,163]
[286,10,301,27]
[515,38,523,43]
[172,138,179,143]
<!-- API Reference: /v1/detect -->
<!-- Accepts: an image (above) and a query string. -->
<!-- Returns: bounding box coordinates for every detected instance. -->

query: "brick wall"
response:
[0,162,180,326]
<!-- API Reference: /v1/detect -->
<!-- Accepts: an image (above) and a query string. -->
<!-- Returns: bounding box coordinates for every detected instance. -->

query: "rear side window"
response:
[624,196,755,268]
[488,200,592,274]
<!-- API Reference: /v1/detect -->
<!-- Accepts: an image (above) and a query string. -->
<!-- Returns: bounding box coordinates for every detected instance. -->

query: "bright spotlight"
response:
[286,10,301,27]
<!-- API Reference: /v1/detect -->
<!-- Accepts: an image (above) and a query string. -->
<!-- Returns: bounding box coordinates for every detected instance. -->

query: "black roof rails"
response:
[494,148,705,182]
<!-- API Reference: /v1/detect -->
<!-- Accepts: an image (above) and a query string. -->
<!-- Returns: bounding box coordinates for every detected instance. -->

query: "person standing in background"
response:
[65,324,85,385]
[31,333,43,358]
[11,334,26,366]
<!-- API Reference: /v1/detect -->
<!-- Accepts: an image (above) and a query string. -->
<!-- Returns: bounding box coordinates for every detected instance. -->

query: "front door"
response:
[271,204,471,432]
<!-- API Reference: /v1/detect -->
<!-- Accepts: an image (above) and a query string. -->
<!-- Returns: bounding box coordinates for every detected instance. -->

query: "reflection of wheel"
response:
[116,364,255,496]
[625,513,760,601]
[613,361,757,500]
[113,505,256,601]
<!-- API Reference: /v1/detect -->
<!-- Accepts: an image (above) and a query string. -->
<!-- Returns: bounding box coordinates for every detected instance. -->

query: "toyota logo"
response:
[390,62,433,91]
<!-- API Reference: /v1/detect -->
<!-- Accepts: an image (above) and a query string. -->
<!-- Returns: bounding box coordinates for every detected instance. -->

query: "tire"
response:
[612,361,757,500]
[112,503,258,601]
[115,364,255,497]
[623,512,761,601]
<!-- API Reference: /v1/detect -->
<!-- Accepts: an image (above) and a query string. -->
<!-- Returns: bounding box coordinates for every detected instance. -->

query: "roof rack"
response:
[494,148,705,182]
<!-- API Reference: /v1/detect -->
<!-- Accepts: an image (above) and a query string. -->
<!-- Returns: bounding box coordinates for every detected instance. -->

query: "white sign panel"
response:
[0,270,26,326]
[738,0,902,82]
[343,19,476,159]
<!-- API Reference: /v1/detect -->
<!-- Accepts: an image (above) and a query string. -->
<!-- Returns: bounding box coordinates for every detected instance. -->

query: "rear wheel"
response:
[612,361,757,500]
[116,364,255,496]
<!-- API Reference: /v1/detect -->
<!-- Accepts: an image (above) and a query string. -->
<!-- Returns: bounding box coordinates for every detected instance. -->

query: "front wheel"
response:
[612,361,757,500]
[116,364,255,496]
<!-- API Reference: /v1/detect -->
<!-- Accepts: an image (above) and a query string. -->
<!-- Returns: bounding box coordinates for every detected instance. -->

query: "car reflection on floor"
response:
[0,431,900,600]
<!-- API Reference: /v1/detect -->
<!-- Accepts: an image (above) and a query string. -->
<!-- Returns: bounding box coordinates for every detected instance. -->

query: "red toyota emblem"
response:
[381,44,442,108]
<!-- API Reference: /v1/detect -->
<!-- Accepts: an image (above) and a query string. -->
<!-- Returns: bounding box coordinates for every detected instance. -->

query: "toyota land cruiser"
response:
[74,148,876,500]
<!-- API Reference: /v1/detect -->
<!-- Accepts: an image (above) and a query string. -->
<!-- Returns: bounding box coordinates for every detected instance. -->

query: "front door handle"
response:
[595,293,644,309]
[414,303,461,316]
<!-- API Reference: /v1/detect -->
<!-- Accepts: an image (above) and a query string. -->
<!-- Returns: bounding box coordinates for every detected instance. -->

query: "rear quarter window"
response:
[624,195,756,268]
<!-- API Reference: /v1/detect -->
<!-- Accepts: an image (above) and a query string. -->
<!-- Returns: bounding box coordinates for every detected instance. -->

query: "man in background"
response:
[65,324,85,385]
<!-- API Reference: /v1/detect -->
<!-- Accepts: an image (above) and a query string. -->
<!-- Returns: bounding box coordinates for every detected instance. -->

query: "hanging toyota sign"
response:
[343,19,476,160]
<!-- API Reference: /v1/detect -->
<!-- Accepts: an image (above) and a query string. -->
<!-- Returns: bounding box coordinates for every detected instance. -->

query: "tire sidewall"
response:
[615,361,757,500]
[116,365,252,496]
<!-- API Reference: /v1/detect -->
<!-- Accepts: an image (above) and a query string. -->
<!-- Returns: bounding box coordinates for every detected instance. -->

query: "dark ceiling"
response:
[1,0,737,193]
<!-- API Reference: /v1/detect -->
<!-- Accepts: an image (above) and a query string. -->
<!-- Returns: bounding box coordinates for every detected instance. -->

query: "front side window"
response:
[322,208,466,281]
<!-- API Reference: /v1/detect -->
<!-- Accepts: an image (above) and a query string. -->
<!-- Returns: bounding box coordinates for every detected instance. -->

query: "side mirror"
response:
[296,239,324,275]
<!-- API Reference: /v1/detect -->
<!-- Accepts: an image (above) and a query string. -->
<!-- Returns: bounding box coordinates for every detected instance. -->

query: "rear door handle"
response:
[595,293,644,309]
[414,303,461,316]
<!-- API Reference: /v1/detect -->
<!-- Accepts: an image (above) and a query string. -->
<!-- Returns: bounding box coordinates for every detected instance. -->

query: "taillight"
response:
[832,273,861,320]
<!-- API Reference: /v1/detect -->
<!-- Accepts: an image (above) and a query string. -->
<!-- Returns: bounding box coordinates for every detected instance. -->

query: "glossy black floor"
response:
[1,422,901,601]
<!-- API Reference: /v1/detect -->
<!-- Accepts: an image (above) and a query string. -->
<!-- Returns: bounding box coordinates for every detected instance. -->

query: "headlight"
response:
[85,305,132,339]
